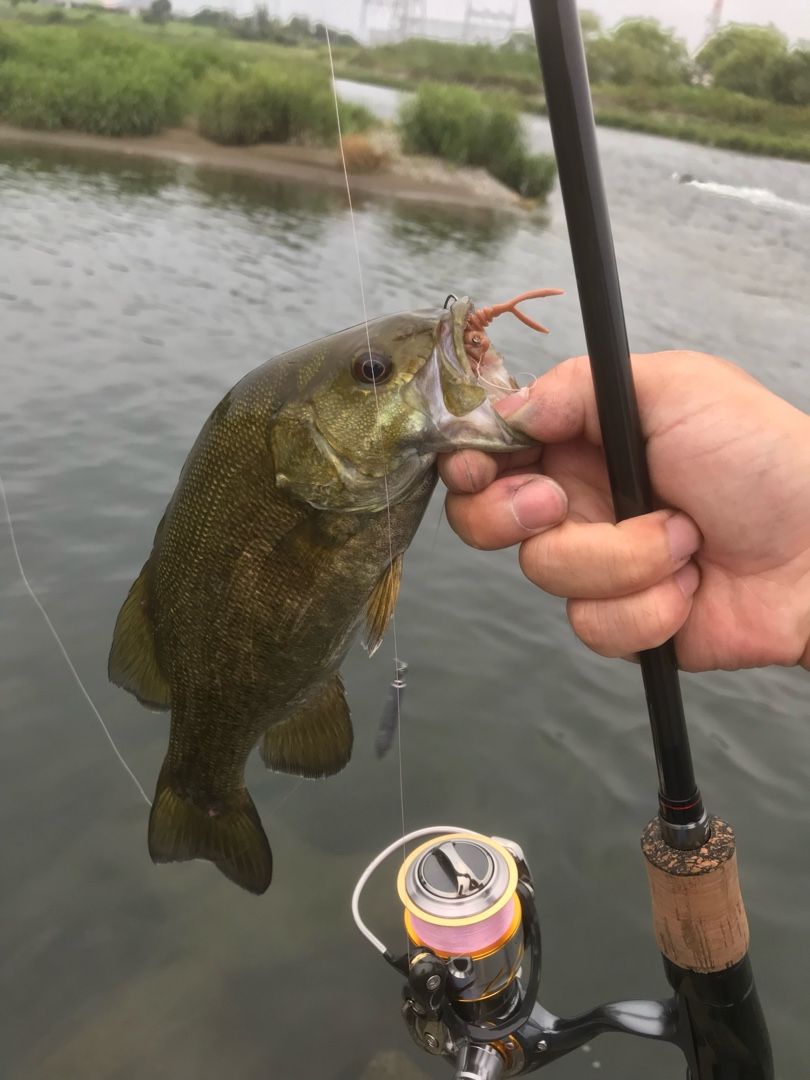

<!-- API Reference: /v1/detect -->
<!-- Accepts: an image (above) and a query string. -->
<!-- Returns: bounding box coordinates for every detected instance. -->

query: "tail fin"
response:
[148,764,272,895]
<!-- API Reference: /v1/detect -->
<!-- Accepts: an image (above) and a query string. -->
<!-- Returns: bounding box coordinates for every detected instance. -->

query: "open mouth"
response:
[404,288,561,455]
[445,289,563,405]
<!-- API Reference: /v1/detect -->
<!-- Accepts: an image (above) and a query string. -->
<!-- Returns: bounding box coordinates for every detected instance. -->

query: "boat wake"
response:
[673,174,810,217]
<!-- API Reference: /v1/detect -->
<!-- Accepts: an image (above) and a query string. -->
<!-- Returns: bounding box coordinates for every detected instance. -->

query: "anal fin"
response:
[108,566,171,710]
[148,763,272,895]
[363,554,403,658]
[260,673,352,778]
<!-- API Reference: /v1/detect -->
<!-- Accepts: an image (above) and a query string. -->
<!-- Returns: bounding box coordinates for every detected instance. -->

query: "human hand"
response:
[440,351,810,672]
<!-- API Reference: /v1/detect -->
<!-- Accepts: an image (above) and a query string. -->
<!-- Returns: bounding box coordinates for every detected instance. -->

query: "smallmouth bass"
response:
[109,293,552,895]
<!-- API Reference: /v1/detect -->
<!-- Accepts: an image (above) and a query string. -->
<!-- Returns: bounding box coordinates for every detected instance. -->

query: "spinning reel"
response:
[353,827,772,1079]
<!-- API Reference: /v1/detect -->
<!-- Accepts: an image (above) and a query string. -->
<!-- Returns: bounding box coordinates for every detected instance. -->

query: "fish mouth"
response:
[448,297,523,403]
[406,298,533,454]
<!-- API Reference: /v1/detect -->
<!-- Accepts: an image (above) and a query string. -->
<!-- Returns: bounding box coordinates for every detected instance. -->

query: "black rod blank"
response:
[528,0,704,831]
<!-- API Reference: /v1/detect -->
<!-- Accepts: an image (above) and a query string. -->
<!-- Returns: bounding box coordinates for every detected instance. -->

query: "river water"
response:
[1,84,808,1080]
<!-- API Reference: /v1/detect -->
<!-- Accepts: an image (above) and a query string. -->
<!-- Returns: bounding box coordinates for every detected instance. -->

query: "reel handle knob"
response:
[408,951,447,1016]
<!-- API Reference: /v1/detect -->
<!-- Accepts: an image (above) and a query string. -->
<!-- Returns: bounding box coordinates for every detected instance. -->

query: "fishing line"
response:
[266,775,305,815]
[325,31,408,855]
[0,470,152,807]
[472,362,538,396]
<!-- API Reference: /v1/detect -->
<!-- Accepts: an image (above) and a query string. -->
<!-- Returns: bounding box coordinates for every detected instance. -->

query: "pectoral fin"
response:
[260,673,353,778]
[108,565,171,709]
[148,764,272,895]
[363,554,403,657]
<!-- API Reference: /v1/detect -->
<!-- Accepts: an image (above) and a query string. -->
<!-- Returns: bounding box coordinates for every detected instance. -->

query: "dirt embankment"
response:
[0,124,527,213]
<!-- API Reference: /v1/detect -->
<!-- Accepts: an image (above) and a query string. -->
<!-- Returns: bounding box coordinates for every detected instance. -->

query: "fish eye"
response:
[352,351,393,386]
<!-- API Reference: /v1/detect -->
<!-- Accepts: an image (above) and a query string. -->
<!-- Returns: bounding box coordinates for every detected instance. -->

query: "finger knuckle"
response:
[568,584,690,658]
[631,592,679,647]
[567,598,622,657]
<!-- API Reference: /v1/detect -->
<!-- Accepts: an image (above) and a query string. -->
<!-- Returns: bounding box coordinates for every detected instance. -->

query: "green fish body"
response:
[109,298,529,894]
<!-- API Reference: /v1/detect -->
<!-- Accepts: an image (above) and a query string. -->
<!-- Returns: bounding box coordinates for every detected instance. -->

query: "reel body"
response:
[397,832,536,1078]
[354,828,773,1080]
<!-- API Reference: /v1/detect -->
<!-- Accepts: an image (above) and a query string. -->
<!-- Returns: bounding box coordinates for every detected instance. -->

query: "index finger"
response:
[438,445,543,495]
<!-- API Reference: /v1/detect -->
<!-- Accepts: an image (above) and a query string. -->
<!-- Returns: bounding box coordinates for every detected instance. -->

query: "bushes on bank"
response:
[0,23,373,143]
[399,83,555,199]
[0,57,185,135]
[195,66,373,145]
[491,145,558,199]
[0,26,188,135]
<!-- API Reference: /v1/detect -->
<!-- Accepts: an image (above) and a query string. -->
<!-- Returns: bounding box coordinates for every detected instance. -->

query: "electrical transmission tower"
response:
[360,0,427,41]
[463,0,518,43]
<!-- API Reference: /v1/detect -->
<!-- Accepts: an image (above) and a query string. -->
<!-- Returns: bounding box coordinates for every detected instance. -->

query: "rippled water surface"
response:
[2,88,808,1080]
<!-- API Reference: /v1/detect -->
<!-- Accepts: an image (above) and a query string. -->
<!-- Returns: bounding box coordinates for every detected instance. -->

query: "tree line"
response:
[504,15,810,107]
[136,5,810,110]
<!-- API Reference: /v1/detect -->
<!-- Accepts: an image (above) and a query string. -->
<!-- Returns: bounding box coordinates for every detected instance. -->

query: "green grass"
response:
[339,38,541,96]
[0,24,191,134]
[590,83,810,161]
[399,82,556,199]
[0,20,371,143]
[196,65,373,145]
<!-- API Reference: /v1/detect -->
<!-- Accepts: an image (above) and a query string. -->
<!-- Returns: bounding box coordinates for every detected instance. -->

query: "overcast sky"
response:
[216,0,808,48]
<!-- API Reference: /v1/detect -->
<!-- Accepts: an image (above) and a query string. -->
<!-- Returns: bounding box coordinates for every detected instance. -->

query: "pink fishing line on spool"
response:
[406,894,521,957]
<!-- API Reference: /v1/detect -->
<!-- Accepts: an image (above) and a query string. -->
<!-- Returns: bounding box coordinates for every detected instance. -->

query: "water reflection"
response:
[384,199,524,258]
[190,165,347,221]
[0,142,180,198]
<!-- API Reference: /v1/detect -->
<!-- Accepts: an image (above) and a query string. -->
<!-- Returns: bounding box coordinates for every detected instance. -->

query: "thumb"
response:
[495,354,603,445]
[495,351,711,447]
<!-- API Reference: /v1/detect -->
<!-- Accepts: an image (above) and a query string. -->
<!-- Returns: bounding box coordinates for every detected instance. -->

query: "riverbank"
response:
[0,123,528,213]
[334,65,810,164]
[3,16,807,168]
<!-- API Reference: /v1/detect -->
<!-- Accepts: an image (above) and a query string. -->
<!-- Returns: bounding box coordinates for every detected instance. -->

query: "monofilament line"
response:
[325,31,408,851]
[0,470,152,807]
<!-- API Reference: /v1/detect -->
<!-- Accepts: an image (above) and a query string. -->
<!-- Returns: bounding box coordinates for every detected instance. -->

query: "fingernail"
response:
[675,561,700,598]
[495,386,530,419]
[665,513,702,563]
[511,477,567,531]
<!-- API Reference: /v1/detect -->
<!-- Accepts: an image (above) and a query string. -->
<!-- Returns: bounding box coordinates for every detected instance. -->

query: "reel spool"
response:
[397,833,525,1025]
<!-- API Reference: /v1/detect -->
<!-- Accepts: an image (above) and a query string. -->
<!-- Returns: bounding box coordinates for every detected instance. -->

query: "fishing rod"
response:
[351,2,774,1077]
